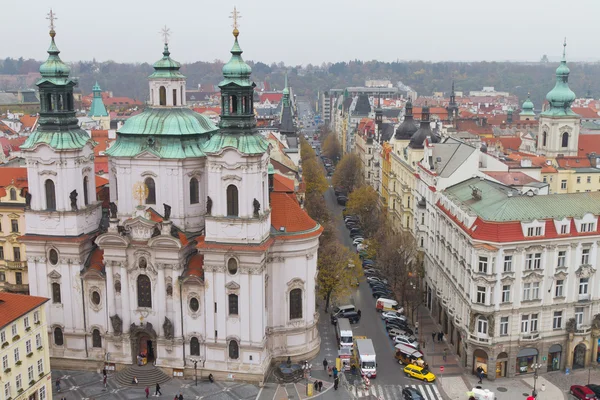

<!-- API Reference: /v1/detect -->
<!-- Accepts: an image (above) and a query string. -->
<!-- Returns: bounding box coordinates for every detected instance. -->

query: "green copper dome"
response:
[543,41,577,117]
[520,94,535,116]
[116,107,217,136]
[38,30,72,85]
[88,82,109,117]
[148,44,185,80]
[220,31,253,87]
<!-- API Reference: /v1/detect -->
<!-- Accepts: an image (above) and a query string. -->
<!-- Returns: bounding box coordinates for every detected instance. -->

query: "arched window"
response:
[290,288,303,319]
[52,282,61,304]
[67,93,73,111]
[159,86,166,106]
[49,249,58,265]
[228,294,238,315]
[46,93,53,112]
[189,178,199,204]
[172,89,177,106]
[9,188,16,201]
[53,327,64,346]
[542,131,547,147]
[190,337,200,356]
[180,85,184,105]
[231,95,238,114]
[83,176,89,206]
[227,258,238,275]
[45,179,56,210]
[92,329,101,348]
[137,275,152,308]
[57,94,64,110]
[226,185,239,216]
[228,340,239,359]
[145,178,156,205]
[562,132,569,148]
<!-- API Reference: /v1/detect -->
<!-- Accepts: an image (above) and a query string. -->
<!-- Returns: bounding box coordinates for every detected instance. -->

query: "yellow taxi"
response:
[403,364,436,382]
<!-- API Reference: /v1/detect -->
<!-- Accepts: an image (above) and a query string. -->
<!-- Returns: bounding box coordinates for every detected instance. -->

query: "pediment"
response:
[96,232,130,247]
[123,216,158,242]
[576,265,596,279]
[554,271,568,280]
[522,271,544,283]
[48,270,61,279]
[148,235,182,249]
[134,150,161,160]
[225,281,240,290]
[500,275,515,284]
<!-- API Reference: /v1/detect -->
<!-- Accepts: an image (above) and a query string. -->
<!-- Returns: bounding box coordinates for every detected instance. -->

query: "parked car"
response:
[372,290,393,299]
[362,260,375,268]
[367,276,387,284]
[395,335,419,349]
[388,328,409,339]
[381,311,407,322]
[587,385,600,398]
[337,196,348,205]
[404,364,435,382]
[357,244,369,252]
[331,310,361,324]
[386,321,413,335]
[571,385,598,400]
[350,231,364,239]
[402,387,425,400]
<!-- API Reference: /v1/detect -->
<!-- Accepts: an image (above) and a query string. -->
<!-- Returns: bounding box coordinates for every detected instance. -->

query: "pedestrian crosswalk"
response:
[350,383,442,400]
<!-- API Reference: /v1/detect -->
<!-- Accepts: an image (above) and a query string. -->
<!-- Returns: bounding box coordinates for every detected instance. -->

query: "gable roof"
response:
[273,174,295,193]
[0,292,49,329]
[270,192,321,237]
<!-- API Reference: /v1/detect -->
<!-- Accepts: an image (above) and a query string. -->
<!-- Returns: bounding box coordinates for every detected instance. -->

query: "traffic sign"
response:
[440,366,444,373]
[542,356,547,361]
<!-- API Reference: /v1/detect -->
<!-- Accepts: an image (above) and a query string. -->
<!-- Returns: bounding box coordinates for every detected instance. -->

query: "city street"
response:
[321,178,443,399]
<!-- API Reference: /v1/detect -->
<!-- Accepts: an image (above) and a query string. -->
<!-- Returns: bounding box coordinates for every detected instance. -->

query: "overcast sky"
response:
[3,0,597,65]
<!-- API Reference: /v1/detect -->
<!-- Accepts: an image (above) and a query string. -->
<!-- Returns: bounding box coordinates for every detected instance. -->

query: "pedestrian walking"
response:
[55,378,61,392]
[132,376,139,385]
[334,376,339,390]
[155,383,162,396]
[328,366,332,377]
[103,368,107,377]
[178,392,183,400]
[443,349,447,362]
[145,386,150,398]
[318,381,323,392]
[208,373,214,383]
[440,331,444,342]
[103,375,107,388]
[357,309,362,317]
[322,358,328,371]
[314,381,318,392]
[431,332,436,342]
[333,366,338,378]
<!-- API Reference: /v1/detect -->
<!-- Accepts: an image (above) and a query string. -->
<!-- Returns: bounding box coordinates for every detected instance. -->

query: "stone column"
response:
[566,333,574,369]
[593,329,600,366]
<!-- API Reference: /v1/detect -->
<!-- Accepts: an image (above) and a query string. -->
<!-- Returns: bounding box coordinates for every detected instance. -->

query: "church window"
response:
[159,86,166,106]
[562,132,569,148]
[227,258,238,275]
[114,280,121,294]
[145,178,156,205]
[83,176,89,206]
[542,131,547,146]
[289,288,303,319]
[139,257,147,269]
[91,291,101,306]
[49,249,58,265]
[67,93,73,111]
[180,85,184,105]
[9,188,16,201]
[189,297,199,312]
[228,294,238,315]
[92,329,101,348]
[231,95,238,114]
[137,275,152,308]
[190,337,200,356]
[11,219,18,233]
[189,178,199,204]
[53,327,63,346]
[114,176,118,200]
[13,248,20,261]
[226,185,239,216]
[51,283,61,304]
[166,284,173,297]
[172,89,177,106]
[45,179,56,211]
[228,340,239,359]
[46,93,53,112]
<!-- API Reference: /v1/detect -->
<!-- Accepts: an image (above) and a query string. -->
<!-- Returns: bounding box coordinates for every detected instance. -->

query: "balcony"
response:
[3,282,29,294]
[578,294,591,303]
[417,198,426,209]
[575,325,592,335]
[469,333,491,344]
[6,261,26,269]
[520,332,541,342]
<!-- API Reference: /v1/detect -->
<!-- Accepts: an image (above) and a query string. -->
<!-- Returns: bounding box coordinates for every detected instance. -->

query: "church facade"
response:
[21,23,321,381]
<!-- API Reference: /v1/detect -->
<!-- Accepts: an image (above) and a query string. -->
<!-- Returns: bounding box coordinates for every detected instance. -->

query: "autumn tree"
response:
[345,185,382,237]
[305,190,331,227]
[332,153,363,193]
[317,241,362,312]
[321,133,342,162]
[302,158,328,195]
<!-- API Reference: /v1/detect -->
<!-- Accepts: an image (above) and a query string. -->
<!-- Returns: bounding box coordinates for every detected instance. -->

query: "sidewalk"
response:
[417,304,567,400]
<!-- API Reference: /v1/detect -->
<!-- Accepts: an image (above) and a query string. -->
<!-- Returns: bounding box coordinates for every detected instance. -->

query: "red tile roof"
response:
[0,167,28,197]
[193,106,221,114]
[572,107,600,119]
[273,174,295,193]
[556,157,592,168]
[184,253,204,278]
[103,97,143,107]
[19,114,38,131]
[578,135,600,157]
[88,248,104,272]
[0,292,49,329]
[483,171,540,186]
[270,192,320,235]
[259,93,283,104]
[0,121,16,136]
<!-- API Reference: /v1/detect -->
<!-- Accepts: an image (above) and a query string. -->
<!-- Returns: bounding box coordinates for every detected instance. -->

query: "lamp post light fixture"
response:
[531,363,543,398]
[189,357,205,386]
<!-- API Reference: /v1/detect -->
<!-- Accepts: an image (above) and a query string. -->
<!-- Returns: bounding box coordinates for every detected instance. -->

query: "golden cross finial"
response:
[230,6,241,37]
[160,25,171,45]
[132,182,149,207]
[562,37,567,58]
[46,9,57,32]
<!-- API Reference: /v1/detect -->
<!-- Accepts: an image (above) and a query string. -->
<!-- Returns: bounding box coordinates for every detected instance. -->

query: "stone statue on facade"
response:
[109,202,118,219]
[163,317,174,339]
[163,203,171,221]
[70,190,78,210]
[110,314,123,335]
[566,317,577,333]
[593,314,600,330]
[25,192,32,208]
[253,198,260,217]
[206,196,213,215]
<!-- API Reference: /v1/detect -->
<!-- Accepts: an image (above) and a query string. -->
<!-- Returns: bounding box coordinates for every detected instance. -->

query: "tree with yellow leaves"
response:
[303,159,328,195]
[345,185,382,237]
[321,133,342,163]
[317,241,362,312]
[332,153,363,193]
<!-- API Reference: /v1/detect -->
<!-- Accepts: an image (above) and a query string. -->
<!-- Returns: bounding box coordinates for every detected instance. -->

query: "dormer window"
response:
[580,222,595,233]
[560,224,568,234]
[526,226,543,237]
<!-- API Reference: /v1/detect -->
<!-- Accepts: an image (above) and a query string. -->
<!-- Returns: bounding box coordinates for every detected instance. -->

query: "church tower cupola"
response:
[279,72,296,136]
[148,27,186,107]
[520,93,535,120]
[542,39,577,117]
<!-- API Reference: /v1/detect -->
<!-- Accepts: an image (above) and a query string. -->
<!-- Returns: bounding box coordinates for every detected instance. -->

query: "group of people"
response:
[431,331,445,343]
[323,358,340,390]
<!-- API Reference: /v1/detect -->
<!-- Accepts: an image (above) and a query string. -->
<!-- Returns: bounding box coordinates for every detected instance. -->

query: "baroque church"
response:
[21,19,322,380]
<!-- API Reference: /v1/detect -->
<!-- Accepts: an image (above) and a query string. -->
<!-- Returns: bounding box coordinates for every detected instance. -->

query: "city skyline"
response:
[2,0,597,65]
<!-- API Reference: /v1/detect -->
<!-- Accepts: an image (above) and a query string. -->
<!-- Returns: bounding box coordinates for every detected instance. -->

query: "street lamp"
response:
[189,357,205,386]
[302,361,312,394]
[531,363,543,398]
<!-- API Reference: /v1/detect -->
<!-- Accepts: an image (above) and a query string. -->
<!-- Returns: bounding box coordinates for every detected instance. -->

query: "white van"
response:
[336,318,353,349]
[375,298,398,312]
[470,388,495,400]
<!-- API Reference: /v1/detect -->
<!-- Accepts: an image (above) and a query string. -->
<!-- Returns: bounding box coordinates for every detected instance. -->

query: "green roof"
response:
[542,42,577,117]
[116,107,217,136]
[148,44,185,80]
[520,95,535,116]
[88,82,109,117]
[21,128,91,150]
[444,178,600,222]
[105,135,209,158]
[202,132,269,155]
[219,34,253,88]
[37,31,74,86]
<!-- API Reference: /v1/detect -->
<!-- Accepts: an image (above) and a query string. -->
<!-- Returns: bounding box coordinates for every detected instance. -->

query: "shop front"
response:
[495,352,508,378]
[547,344,562,372]
[597,339,600,363]
[573,343,586,369]
[516,348,538,374]
[473,349,488,376]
